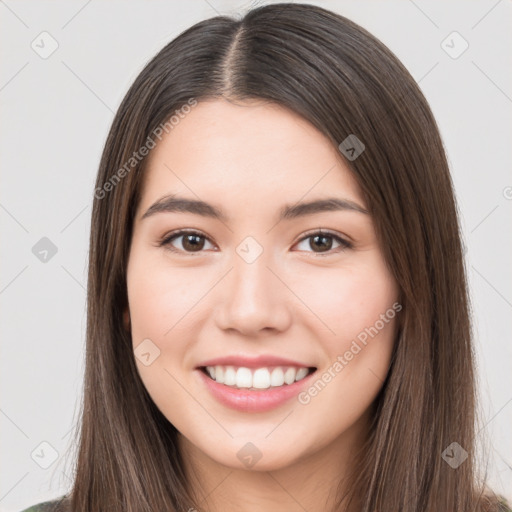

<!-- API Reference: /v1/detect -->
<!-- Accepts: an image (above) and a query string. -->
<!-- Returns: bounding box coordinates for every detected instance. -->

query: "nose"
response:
[214,248,292,336]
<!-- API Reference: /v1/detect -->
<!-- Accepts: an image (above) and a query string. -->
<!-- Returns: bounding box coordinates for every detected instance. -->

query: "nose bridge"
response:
[215,239,291,334]
[237,242,276,295]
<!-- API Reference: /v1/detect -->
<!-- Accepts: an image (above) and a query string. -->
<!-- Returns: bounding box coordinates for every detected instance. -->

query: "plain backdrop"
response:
[1,1,511,510]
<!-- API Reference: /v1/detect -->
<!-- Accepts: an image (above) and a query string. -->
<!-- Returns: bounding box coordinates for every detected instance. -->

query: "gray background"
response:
[1,1,511,510]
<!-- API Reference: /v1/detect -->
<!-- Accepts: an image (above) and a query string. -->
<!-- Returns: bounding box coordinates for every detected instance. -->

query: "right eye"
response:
[160,230,216,255]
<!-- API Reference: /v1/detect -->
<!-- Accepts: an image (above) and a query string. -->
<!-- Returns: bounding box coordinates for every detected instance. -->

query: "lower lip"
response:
[195,368,316,413]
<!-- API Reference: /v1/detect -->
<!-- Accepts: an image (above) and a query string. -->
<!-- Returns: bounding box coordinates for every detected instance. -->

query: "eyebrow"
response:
[140,194,369,222]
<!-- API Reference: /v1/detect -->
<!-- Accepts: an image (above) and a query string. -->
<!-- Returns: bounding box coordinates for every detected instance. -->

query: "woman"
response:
[21,3,511,511]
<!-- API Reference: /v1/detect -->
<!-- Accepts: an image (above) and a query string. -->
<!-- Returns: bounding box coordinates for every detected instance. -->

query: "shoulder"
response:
[497,495,512,512]
[481,493,512,512]
[19,495,71,512]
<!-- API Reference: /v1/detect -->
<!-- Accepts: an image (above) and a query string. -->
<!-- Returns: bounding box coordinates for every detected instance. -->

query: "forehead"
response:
[139,99,364,212]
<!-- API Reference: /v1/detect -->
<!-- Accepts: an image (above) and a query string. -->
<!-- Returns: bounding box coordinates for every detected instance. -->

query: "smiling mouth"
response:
[199,365,317,391]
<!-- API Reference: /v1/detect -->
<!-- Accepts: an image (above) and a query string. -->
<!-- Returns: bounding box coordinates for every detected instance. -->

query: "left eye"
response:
[160,229,352,255]
[295,230,352,254]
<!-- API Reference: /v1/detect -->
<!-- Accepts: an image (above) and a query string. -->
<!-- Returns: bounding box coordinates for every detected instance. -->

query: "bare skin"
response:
[125,98,400,512]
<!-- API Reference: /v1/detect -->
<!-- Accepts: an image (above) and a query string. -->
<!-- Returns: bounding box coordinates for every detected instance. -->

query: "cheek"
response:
[127,251,207,340]
[289,255,399,346]
[126,251,183,379]
[126,253,201,414]
[295,259,399,426]
[126,248,219,394]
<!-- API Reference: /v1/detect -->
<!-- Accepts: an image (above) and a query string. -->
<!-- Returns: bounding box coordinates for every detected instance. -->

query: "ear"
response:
[123,308,131,332]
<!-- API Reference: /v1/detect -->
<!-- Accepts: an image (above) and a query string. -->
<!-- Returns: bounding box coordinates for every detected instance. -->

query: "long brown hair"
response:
[60,3,506,511]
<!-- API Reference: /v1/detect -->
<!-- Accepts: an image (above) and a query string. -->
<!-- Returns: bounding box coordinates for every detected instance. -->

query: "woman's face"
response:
[126,98,399,471]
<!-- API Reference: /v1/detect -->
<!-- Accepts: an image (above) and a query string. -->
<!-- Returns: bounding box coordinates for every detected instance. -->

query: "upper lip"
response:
[196,354,316,369]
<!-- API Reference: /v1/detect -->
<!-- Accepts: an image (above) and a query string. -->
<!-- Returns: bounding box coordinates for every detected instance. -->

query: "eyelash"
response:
[158,229,353,256]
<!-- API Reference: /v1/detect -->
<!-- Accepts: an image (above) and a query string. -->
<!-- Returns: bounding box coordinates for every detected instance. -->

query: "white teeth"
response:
[205,365,313,389]
[295,367,309,381]
[224,366,236,385]
[270,367,284,387]
[252,368,271,389]
[236,367,252,388]
[284,367,296,385]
